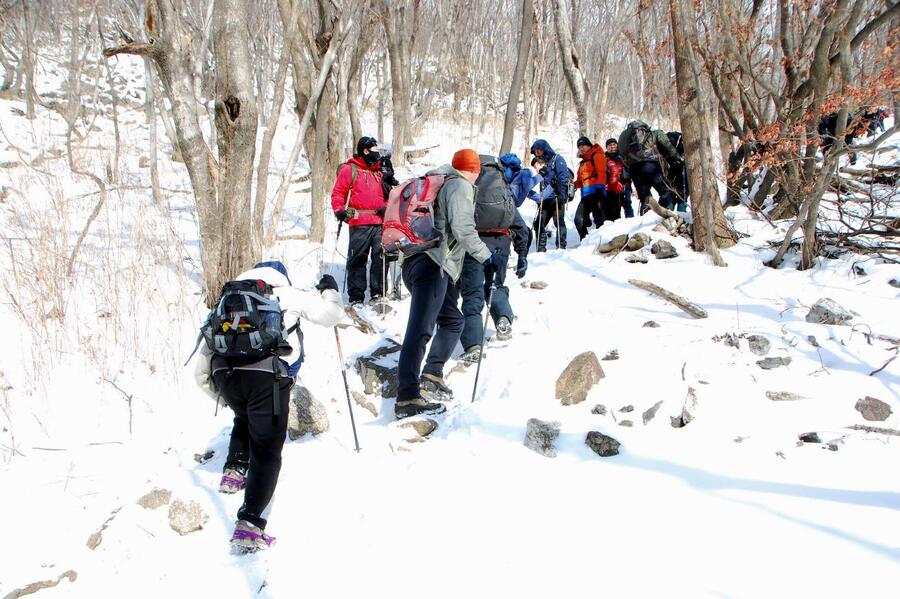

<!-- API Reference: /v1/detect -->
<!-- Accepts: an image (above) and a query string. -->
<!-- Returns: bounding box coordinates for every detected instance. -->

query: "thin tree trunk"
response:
[144,59,162,207]
[501,0,534,155]
[21,0,36,119]
[551,0,589,132]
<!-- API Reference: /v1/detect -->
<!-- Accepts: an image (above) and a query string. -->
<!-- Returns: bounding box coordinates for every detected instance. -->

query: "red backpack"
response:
[381,174,452,256]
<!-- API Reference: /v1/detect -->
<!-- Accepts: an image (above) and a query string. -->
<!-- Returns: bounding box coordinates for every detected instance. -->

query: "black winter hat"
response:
[576,136,592,148]
[605,138,618,147]
[356,136,378,157]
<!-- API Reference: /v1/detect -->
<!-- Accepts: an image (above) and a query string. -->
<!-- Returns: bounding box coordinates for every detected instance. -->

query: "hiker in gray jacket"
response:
[395,148,503,419]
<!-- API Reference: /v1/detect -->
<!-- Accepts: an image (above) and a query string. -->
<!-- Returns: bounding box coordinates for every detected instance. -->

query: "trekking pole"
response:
[555,200,561,249]
[333,326,361,452]
[471,281,496,403]
[535,203,544,252]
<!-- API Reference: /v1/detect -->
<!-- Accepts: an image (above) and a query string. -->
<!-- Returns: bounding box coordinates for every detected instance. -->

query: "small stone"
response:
[595,234,629,254]
[138,488,172,510]
[288,385,330,439]
[352,391,378,418]
[799,432,821,444]
[747,335,771,356]
[523,418,561,458]
[625,232,651,251]
[756,357,792,370]
[766,391,802,401]
[805,298,854,325]
[555,351,605,406]
[585,431,621,457]
[529,281,549,290]
[652,223,671,235]
[651,240,678,259]
[619,420,634,427]
[643,320,660,328]
[168,499,208,535]
[672,387,698,428]
[591,404,607,415]
[619,405,634,413]
[193,450,214,464]
[807,335,820,348]
[625,251,649,264]
[642,401,663,425]
[889,278,900,289]
[602,350,619,361]
[827,443,839,452]
[399,419,437,438]
[855,396,892,422]
[853,264,867,277]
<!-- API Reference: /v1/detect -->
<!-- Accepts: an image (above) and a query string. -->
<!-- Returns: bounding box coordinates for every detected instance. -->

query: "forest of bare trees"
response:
[0,0,897,296]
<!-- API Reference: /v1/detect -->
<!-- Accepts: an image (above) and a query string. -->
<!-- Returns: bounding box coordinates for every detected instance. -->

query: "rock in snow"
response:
[592,404,608,415]
[555,351,605,406]
[288,385,330,439]
[138,488,172,510]
[524,418,561,458]
[799,432,821,444]
[352,390,379,418]
[168,499,208,535]
[529,281,549,290]
[626,232,651,251]
[855,397,892,422]
[805,298,854,325]
[585,431,621,457]
[625,251,650,264]
[595,234,629,254]
[747,335,771,356]
[757,357,792,370]
[651,240,678,259]
[642,401,663,425]
[766,391,803,401]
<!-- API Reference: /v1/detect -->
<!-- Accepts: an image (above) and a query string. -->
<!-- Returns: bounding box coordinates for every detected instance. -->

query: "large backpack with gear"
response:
[620,121,659,166]
[381,174,451,256]
[474,155,517,230]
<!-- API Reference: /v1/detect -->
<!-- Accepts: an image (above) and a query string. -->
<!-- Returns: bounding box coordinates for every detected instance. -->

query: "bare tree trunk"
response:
[21,0,36,119]
[501,0,534,155]
[551,0,589,134]
[380,0,411,165]
[376,55,385,142]
[144,59,162,207]
[669,0,735,260]
[97,19,121,183]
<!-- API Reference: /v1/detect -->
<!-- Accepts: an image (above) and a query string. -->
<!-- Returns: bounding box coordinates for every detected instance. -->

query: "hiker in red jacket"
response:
[331,136,387,307]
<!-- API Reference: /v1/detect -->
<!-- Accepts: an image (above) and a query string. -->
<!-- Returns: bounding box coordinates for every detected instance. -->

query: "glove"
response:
[515,255,528,279]
[315,274,339,293]
[335,210,349,223]
[483,250,505,274]
[376,206,386,218]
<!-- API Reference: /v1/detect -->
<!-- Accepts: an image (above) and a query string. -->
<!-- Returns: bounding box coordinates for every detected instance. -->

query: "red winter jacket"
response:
[330,157,385,227]
[606,153,626,195]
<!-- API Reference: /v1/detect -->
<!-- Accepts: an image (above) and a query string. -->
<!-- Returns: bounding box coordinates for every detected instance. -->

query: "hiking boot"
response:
[421,373,453,402]
[496,317,513,341]
[394,397,447,419]
[230,520,275,553]
[350,301,365,311]
[459,345,482,365]
[369,294,384,306]
[219,467,246,494]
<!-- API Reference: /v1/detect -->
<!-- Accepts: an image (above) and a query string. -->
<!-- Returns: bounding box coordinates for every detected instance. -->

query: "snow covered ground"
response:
[1,55,898,598]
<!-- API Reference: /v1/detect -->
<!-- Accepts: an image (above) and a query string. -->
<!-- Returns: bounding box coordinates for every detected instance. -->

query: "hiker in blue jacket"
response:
[529,139,570,250]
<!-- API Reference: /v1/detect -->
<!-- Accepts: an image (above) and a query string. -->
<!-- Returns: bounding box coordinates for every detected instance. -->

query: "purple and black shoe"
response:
[218,468,246,494]
[230,520,275,553]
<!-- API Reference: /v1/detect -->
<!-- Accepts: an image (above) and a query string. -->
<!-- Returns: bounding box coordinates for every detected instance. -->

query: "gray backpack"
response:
[474,155,516,231]
[620,120,659,166]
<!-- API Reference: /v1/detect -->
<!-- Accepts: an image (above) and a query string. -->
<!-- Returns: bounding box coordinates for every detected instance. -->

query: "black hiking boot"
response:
[420,373,454,402]
[459,345,482,365]
[394,397,447,419]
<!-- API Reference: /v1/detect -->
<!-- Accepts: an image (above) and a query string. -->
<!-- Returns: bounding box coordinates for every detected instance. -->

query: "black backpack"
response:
[620,121,658,166]
[201,279,293,363]
[474,155,517,230]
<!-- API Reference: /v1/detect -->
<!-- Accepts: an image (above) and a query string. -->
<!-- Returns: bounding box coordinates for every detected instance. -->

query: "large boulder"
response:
[523,418,561,458]
[595,234,629,254]
[585,431,621,457]
[855,396,892,422]
[805,298,853,325]
[626,232,651,251]
[288,385,330,439]
[555,351,605,406]
[356,339,402,397]
[168,499,208,535]
[651,240,678,259]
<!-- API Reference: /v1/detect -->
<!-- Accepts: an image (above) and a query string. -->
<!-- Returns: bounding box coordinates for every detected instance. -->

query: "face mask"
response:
[363,151,381,166]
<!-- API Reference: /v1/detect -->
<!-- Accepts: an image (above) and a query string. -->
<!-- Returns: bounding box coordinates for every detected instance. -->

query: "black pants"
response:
[347,225,384,304]
[214,369,293,530]
[533,201,566,251]
[459,235,513,350]
[574,193,604,239]
[630,162,676,212]
[397,254,463,401]
[601,192,622,222]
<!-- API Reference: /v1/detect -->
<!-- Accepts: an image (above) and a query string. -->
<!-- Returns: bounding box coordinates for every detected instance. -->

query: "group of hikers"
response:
[191,120,703,551]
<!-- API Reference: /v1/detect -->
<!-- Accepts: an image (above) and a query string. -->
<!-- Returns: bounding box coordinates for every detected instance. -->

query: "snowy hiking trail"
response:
[3,205,899,598]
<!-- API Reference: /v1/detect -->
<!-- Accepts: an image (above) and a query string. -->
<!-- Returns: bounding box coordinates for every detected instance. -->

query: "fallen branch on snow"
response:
[846,424,900,436]
[628,279,708,319]
[3,569,77,598]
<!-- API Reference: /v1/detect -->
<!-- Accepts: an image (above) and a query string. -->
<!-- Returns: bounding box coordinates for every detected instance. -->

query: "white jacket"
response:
[194,267,344,399]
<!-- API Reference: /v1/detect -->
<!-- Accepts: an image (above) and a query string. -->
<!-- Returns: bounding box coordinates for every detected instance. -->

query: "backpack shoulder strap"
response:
[342,163,359,211]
